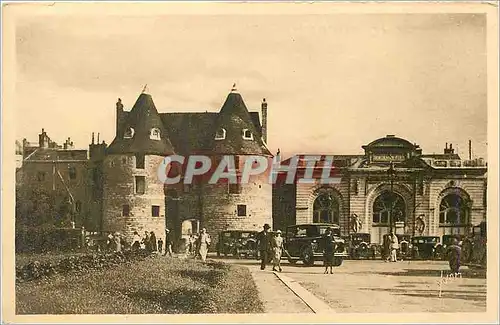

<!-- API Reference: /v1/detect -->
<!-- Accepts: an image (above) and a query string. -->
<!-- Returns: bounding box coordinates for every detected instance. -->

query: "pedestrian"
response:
[131,231,141,251]
[271,230,284,272]
[165,229,173,257]
[447,237,462,274]
[323,227,335,274]
[197,228,211,262]
[113,232,122,253]
[143,231,151,253]
[106,232,114,252]
[256,224,272,270]
[157,237,164,255]
[189,234,195,255]
[390,232,399,262]
[150,231,157,253]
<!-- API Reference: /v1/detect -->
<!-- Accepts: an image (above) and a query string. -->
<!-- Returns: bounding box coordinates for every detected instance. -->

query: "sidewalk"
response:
[245,264,313,314]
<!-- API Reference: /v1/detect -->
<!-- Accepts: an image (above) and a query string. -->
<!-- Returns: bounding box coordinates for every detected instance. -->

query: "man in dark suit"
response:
[257,224,272,270]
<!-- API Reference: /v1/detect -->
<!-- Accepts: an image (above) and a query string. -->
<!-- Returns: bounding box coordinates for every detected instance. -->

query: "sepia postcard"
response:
[1,1,499,324]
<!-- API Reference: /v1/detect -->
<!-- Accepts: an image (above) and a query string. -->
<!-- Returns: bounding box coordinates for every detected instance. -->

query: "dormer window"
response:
[215,128,226,140]
[150,128,161,140]
[242,129,253,140]
[124,127,135,139]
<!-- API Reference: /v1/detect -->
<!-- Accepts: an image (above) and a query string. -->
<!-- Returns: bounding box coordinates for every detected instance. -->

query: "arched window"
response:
[124,127,135,139]
[313,192,340,224]
[150,128,161,140]
[372,191,406,225]
[215,128,226,140]
[439,194,469,225]
[242,129,253,140]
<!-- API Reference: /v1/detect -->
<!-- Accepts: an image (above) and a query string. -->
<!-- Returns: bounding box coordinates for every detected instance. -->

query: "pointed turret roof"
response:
[209,86,272,156]
[107,92,175,156]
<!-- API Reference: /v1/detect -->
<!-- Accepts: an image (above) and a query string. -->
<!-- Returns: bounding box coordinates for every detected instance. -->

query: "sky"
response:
[14,11,488,160]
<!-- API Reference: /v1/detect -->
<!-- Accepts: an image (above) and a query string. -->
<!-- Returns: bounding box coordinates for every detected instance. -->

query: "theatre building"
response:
[272,135,487,244]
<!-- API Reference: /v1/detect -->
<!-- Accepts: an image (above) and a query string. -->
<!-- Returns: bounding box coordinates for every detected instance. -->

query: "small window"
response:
[124,127,135,139]
[237,204,247,216]
[69,166,77,179]
[136,154,145,169]
[242,129,253,140]
[150,128,161,140]
[75,200,82,213]
[135,176,145,194]
[37,171,46,182]
[152,205,160,217]
[122,204,130,217]
[215,128,226,140]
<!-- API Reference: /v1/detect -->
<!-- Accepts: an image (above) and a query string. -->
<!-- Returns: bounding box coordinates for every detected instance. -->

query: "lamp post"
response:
[387,161,396,234]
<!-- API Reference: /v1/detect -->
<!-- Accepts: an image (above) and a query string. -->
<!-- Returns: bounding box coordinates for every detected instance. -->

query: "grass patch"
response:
[16,256,264,314]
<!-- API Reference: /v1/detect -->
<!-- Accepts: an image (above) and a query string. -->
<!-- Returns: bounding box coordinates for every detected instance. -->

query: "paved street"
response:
[212,255,486,313]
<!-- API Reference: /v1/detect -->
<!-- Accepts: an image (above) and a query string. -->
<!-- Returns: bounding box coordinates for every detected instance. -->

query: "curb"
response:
[273,271,335,314]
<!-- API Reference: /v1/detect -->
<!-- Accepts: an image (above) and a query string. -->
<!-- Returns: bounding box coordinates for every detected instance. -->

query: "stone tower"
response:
[102,91,175,242]
[200,85,273,245]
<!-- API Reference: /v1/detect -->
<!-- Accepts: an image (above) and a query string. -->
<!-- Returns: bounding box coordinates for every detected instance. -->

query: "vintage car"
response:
[347,233,375,259]
[284,223,349,266]
[411,236,440,260]
[216,230,258,258]
[397,234,412,260]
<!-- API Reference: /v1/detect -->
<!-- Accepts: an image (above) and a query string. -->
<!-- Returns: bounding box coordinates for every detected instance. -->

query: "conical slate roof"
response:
[209,89,272,156]
[107,93,175,156]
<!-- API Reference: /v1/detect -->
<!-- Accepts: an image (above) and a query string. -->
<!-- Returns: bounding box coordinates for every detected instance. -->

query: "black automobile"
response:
[397,234,412,260]
[284,223,348,266]
[216,230,259,258]
[411,236,440,260]
[348,233,375,259]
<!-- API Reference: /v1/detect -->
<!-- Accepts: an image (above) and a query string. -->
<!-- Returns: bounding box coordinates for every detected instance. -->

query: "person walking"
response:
[113,232,122,253]
[271,230,284,272]
[256,224,272,270]
[447,237,462,274]
[157,237,164,255]
[143,231,151,253]
[197,228,211,262]
[164,229,173,257]
[323,227,335,274]
[390,232,399,262]
[131,231,141,251]
[150,231,157,253]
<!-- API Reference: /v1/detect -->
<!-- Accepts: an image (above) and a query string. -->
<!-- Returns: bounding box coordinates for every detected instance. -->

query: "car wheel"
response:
[333,257,343,267]
[301,248,314,266]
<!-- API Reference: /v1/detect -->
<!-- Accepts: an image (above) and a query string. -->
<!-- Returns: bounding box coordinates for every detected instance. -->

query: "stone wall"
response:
[102,154,165,242]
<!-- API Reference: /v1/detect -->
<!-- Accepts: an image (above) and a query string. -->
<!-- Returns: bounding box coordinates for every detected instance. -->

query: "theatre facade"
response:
[272,135,487,244]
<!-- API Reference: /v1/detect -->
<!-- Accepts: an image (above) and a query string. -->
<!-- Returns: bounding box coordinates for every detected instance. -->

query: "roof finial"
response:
[142,84,149,94]
[231,83,237,93]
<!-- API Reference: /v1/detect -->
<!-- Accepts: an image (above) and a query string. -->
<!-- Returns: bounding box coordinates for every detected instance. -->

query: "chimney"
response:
[92,132,95,145]
[469,140,472,160]
[261,98,268,144]
[116,98,124,137]
[39,128,48,148]
[444,142,454,155]
[97,133,100,144]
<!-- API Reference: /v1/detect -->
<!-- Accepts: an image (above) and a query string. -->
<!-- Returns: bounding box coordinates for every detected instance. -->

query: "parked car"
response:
[397,234,412,260]
[216,230,258,258]
[284,223,348,266]
[348,233,375,259]
[411,236,440,260]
